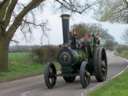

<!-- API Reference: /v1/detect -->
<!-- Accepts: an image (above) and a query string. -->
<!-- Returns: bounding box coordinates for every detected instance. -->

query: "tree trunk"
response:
[0,38,9,72]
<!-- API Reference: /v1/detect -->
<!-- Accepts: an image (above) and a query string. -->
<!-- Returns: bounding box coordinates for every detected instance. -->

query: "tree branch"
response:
[0,0,11,22]
[0,0,17,37]
[56,0,81,13]
[123,0,128,7]
[6,0,46,42]
[4,0,18,28]
[0,0,7,9]
[56,0,97,14]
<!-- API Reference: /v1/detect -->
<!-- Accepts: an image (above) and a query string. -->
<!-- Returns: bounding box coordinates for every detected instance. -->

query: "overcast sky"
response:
[10,0,128,46]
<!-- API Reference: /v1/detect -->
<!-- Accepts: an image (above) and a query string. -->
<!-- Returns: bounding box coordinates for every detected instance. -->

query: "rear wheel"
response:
[44,63,57,89]
[80,61,90,88]
[94,48,108,82]
[63,76,76,83]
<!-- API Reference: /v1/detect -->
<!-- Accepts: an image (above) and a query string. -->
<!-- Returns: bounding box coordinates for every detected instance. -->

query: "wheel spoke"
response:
[101,68,106,73]
[44,63,57,89]
[101,61,107,75]
[80,61,90,88]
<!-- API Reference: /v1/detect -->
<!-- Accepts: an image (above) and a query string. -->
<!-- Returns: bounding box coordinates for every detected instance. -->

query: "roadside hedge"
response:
[31,45,60,64]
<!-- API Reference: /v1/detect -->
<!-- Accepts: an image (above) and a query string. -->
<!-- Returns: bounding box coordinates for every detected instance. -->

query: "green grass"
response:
[119,50,128,59]
[0,52,44,82]
[89,70,128,96]
[89,50,128,96]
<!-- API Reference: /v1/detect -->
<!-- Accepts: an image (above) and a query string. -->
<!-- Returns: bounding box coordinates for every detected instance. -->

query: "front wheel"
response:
[80,61,91,88]
[44,63,57,89]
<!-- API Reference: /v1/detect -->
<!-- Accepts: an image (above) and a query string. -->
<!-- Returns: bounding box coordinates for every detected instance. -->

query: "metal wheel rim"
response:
[48,67,56,85]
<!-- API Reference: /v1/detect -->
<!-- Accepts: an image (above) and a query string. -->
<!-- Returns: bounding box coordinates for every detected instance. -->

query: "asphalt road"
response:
[0,51,127,96]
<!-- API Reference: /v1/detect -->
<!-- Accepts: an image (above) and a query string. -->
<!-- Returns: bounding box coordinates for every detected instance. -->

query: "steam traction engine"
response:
[44,14,108,89]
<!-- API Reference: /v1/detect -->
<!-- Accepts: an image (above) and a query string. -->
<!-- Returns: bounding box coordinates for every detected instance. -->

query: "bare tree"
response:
[96,0,128,23]
[95,0,128,43]
[0,0,97,71]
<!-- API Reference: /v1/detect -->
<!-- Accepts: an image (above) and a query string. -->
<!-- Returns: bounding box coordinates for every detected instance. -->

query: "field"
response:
[0,52,43,82]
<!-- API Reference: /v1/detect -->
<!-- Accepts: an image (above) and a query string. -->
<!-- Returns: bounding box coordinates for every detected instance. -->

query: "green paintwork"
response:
[58,33,103,77]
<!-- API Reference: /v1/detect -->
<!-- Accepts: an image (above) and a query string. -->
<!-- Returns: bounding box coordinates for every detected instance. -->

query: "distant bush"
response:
[9,45,41,52]
[116,45,128,59]
[116,45,128,53]
[104,40,118,51]
[31,45,60,64]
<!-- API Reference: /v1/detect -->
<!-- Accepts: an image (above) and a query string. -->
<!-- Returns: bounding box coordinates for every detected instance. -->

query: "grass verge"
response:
[0,52,43,82]
[89,50,128,96]
[89,70,128,96]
